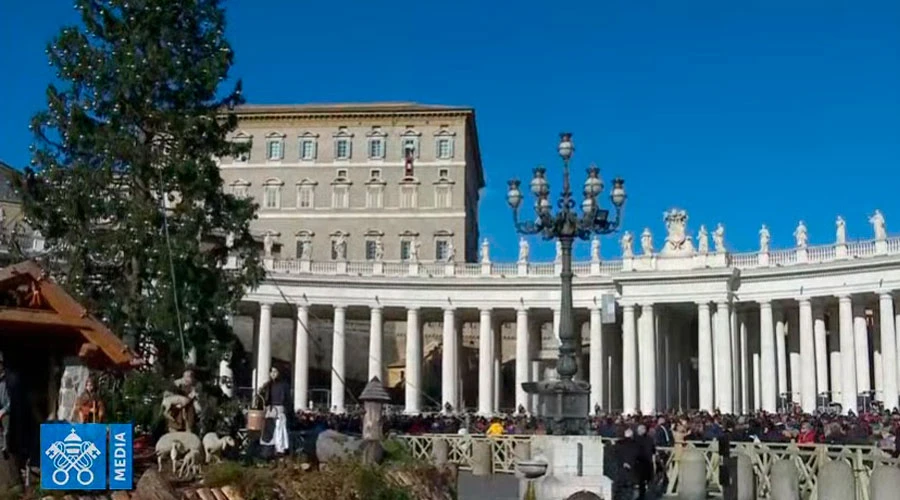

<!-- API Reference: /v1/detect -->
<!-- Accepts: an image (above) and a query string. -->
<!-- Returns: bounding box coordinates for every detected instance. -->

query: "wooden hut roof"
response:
[0,260,134,367]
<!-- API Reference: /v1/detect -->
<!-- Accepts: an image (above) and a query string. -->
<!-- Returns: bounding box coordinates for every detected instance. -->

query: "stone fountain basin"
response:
[516,460,549,479]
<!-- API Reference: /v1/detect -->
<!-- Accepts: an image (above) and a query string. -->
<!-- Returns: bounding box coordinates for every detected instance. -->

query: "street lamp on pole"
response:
[507,132,626,434]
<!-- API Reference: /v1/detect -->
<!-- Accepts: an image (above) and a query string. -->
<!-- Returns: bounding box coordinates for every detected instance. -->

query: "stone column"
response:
[478,308,494,415]
[589,307,603,410]
[697,302,714,412]
[294,304,310,411]
[828,307,843,403]
[405,307,422,414]
[838,295,858,413]
[775,311,788,401]
[622,304,638,414]
[788,309,801,403]
[759,300,777,412]
[256,302,273,390]
[853,302,870,392]
[731,307,741,413]
[442,307,458,412]
[332,305,347,413]
[813,305,829,399]
[515,308,530,412]
[369,306,384,381]
[799,297,817,412]
[739,313,750,414]
[638,304,656,414]
[716,301,733,413]
[879,293,898,410]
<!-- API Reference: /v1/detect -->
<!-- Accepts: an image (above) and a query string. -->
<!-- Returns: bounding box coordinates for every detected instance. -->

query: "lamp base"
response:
[522,378,591,435]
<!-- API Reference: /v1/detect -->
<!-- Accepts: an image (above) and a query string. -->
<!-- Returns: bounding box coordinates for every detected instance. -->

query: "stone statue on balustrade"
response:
[759,225,771,253]
[794,221,808,248]
[518,237,530,263]
[409,238,420,263]
[263,232,274,257]
[374,237,384,261]
[225,232,235,249]
[555,240,562,263]
[697,225,709,254]
[836,216,846,244]
[660,208,694,256]
[713,223,726,253]
[590,236,601,262]
[298,239,311,260]
[445,240,456,262]
[480,238,490,263]
[870,209,887,240]
[334,233,348,260]
[640,228,653,255]
[620,231,634,258]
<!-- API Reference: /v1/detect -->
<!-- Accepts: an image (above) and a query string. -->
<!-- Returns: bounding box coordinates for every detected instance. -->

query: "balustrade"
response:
[393,433,900,500]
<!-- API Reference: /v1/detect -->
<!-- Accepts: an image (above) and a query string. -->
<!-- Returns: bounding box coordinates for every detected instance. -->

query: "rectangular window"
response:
[332,185,349,208]
[400,185,417,209]
[330,240,341,260]
[368,139,385,159]
[438,168,449,178]
[234,149,250,163]
[336,169,348,179]
[369,169,381,180]
[231,185,249,198]
[400,240,411,261]
[335,138,351,160]
[297,185,314,208]
[300,139,316,160]
[366,185,384,208]
[436,138,453,159]
[434,185,452,208]
[435,239,450,261]
[263,186,280,209]
[365,239,377,260]
[402,137,418,158]
[266,140,283,161]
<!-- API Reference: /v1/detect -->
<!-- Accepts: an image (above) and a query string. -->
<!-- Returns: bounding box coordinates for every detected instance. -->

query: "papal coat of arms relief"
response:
[660,208,695,256]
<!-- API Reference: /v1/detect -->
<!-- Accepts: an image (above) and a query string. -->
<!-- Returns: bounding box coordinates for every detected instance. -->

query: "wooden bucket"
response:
[246,409,265,431]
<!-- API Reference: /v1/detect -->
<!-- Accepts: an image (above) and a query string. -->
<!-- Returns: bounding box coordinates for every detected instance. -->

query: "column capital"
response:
[695,301,711,310]
[407,306,420,312]
[516,307,529,315]
[370,304,384,312]
[879,291,895,300]
[621,303,636,312]
[296,303,309,311]
[480,307,493,315]
[796,296,812,305]
[757,299,772,308]
[443,306,456,313]
[836,293,852,302]
[333,304,348,312]
[259,302,274,310]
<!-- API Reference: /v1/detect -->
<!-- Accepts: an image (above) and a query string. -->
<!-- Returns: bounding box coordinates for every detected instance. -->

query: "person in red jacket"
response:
[797,421,816,445]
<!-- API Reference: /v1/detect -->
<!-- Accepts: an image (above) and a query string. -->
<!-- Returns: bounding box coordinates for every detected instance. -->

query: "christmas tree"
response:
[18,0,264,371]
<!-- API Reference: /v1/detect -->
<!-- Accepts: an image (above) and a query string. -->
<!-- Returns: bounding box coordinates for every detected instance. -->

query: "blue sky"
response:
[1,0,898,262]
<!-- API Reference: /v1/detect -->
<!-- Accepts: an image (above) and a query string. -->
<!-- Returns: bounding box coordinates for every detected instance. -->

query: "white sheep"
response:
[202,432,236,464]
[155,431,202,473]
[178,448,202,478]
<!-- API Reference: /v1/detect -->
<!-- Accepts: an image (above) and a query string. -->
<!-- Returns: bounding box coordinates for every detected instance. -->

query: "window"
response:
[330,234,348,260]
[332,185,349,208]
[438,168,449,178]
[369,169,381,180]
[400,239,411,261]
[368,138,385,159]
[295,238,311,259]
[400,185,418,209]
[230,180,250,198]
[232,131,252,163]
[336,169,348,179]
[434,185,452,208]
[263,185,280,209]
[366,185,384,208]
[435,239,450,261]
[365,239,378,260]
[436,138,454,159]
[402,137,418,159]
[335,138,351,160]
[300,139,317,160]
[297,184,315,209]
[266,138,284,161]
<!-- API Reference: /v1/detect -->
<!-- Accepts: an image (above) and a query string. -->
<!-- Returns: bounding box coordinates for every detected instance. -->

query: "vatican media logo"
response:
[41,423,133,491]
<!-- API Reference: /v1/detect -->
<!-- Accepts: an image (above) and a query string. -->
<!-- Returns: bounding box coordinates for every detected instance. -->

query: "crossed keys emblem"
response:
[45,429,102,486]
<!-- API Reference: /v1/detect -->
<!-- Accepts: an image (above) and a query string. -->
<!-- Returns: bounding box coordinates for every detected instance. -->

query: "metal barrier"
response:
[393,434,900,499]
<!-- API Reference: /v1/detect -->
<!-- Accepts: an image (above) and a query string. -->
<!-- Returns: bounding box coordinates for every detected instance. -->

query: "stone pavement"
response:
[458,471,520,500]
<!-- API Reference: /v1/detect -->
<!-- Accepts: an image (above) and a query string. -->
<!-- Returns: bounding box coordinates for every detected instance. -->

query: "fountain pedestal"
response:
[516,436,612,500]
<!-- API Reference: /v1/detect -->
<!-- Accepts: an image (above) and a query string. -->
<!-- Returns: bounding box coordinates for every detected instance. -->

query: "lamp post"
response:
[508,132,626,434]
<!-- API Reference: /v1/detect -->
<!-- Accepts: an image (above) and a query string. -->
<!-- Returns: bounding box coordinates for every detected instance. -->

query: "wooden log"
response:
[220,485,245,500]
[132,469,179,500]
[210,488,229,500]
[195,488,215,500]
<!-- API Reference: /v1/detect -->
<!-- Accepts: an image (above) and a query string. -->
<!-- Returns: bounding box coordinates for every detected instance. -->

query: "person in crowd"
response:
[259,366,291,455]
[486,418,504,436]
[611,427,640,500]
[635,424,656,499]
[72,376,105,423]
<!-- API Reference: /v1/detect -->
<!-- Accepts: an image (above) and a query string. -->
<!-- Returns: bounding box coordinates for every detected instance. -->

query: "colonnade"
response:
[247,291,900,415]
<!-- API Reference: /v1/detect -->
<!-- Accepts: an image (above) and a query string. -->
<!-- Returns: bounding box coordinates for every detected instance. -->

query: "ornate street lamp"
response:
[508,132,626,434]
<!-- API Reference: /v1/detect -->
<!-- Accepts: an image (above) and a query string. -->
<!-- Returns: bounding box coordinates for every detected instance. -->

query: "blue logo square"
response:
[41,423,107,490]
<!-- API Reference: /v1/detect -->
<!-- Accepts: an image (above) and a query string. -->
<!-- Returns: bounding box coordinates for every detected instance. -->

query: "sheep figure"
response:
[202,432,236,464]
[178,449,203,478]
[155,431,202,474]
